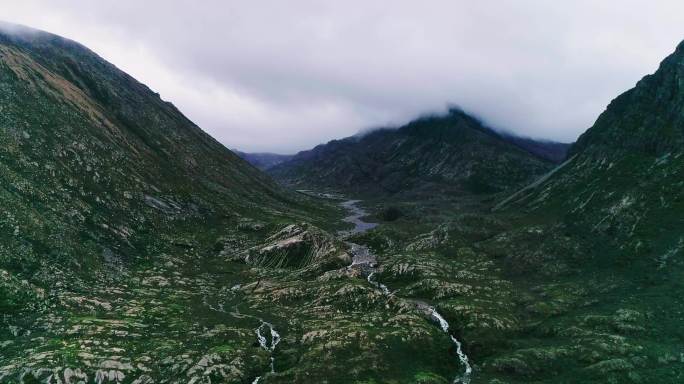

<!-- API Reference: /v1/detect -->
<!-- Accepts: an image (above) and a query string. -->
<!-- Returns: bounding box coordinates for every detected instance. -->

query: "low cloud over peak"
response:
[5,1,684,152]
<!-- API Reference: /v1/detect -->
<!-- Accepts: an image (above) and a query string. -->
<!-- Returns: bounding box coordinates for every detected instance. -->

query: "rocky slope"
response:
[269,109,566,196]
[496,39,684,272]
[0,23,349,383]
[0,21,321,310]
[474,39,684,383]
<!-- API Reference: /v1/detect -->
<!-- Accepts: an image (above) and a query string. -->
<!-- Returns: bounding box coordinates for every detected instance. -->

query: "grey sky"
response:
[5,1,684,153]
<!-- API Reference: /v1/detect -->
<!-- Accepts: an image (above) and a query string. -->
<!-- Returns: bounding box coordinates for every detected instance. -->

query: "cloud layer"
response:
[5,1,684,152]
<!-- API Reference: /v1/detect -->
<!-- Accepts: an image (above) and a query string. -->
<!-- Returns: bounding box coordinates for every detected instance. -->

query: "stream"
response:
[251,321,281,383]
[338,199,473,384]
[210,197,471,383]
[201,295,281,384]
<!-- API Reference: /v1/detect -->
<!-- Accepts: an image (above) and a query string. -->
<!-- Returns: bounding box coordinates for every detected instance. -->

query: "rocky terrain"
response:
[2,21,684,384]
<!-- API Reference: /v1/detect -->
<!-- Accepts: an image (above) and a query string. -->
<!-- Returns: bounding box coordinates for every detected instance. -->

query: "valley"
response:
[1,20,684,384]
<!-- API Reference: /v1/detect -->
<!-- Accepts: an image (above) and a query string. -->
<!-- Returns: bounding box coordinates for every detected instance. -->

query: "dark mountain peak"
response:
[400,108,488,139]
[351,108,487,143]
[269,108,559,196]
[398,108,570,162]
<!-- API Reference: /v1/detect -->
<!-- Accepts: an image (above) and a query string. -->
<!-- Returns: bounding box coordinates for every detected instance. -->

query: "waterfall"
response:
[367,272,391,296]
[253,321,281,382]
[429,308,472,384]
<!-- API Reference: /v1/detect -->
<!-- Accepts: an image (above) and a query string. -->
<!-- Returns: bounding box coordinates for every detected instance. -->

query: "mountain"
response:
[499,134,571,163]
[470,39,684,383]
[0,23,348,383]
[497,39,684,270]
[269,109,564,196]
[0,21,312,284]
[235,150,294,170]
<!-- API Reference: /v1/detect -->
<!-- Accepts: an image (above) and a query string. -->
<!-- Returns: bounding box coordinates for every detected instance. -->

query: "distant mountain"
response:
[500,134,571,163]
[269,108,564,196]
[234,150,293,170]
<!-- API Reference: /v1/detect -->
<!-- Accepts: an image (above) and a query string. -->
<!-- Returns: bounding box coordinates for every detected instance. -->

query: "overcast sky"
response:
[4,1,684,153]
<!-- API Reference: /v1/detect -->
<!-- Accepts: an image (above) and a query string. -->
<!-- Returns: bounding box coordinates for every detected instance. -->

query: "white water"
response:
[339,199,473,383]
[367,272,391,296]
[210,198,471,382]
[207,303,280,383]
[429,308,472,383]
[254,321,281,379]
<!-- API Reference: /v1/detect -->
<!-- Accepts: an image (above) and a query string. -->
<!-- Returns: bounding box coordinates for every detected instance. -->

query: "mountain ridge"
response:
[269,108,568,196]
[234,150,294,170]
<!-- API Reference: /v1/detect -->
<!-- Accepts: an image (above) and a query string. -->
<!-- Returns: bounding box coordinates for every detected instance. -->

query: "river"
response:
[338,199,473,384]
[226,197,471,383]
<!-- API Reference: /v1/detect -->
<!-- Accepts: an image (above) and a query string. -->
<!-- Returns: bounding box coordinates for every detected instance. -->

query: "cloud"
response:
[4,1,684,152]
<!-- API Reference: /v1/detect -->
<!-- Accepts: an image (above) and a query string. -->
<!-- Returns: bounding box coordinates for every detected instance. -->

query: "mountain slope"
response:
[467,39,684,383]
[497,40,684,270]
[500,134,571,163]
[0,23,347,382]
[0,21,324,296]
[269,109,563,196]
